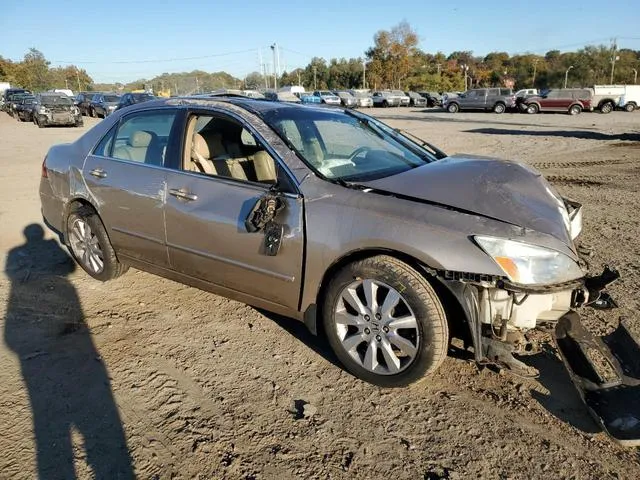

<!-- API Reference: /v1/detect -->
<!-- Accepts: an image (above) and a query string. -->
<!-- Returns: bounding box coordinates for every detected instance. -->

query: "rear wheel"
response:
[493,102,506,114]
[447,103,459,113]
[322,255,449,387]
[569,104,582,115]
[599,101,614,114]
[66,206,128,281]
[624,103,636,112]
[527,103,539,114]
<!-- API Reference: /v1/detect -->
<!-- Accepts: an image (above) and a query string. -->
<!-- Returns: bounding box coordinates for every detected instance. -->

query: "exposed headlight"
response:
[38,106,48,114]
[474,236,584,285]
[72,106,80,114]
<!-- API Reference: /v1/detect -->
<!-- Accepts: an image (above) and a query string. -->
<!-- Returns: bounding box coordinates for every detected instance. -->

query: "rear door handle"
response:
[169,188,198,202]
[90,168,107,179]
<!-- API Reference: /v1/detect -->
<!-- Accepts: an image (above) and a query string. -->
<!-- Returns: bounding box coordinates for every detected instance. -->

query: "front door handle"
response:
[169,188,198,202]
[90,168,107,179]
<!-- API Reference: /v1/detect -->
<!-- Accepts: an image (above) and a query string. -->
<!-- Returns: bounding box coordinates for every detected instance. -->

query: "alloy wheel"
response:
[69,218,104,274]
[333,279,420,375]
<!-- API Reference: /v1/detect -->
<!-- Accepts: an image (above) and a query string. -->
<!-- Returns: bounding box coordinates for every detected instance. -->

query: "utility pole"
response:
[633,68,638,84]
[610,38,619,84]
[313,66,317,90]
[297,70,301,86]
[362,61,366,89]
[270,43,278,90]
[436,63,441,75]
[461,64,469,91]
[532,58,538,88]
[564,65,574,89]
[195,76,199,94]
[76,68,81,92]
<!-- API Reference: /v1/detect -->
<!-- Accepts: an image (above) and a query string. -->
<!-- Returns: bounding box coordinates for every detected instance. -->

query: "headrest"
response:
[192,133,210,158]
[129,131,152,148]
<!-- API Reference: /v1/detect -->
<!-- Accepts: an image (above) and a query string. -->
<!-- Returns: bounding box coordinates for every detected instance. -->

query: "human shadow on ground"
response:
[4,224,134,479]
[464,127,640,142]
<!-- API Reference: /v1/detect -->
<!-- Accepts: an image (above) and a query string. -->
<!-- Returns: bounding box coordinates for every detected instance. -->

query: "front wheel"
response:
[447,103,459,113]
[322,255,449,387]
[66,206,128,281]
[493,103,506,114]
[526,103,539,114]
[624,103,636,112]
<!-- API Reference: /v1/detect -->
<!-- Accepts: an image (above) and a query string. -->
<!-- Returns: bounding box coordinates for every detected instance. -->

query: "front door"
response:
[164,111,304,310]
[82,109,179,267]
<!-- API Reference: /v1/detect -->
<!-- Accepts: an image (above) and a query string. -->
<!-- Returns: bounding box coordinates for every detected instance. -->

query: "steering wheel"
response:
[348,146,371,162]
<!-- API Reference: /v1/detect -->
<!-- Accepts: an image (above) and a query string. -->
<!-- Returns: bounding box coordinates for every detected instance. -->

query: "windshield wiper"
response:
[394,129,448,159]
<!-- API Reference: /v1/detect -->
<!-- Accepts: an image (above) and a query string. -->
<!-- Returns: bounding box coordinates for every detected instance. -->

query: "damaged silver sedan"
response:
[40,97,637,445]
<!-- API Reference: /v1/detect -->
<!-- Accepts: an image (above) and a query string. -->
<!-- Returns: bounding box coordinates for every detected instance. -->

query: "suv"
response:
[405,91,427,107]
[445,88,515,114]
[372,91,401,107]
[115,92,156,111]
[90,93,122,118]
[523,89,592,115]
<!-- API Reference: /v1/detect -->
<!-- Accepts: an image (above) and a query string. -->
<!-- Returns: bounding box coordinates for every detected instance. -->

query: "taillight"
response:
[41,155,48,178]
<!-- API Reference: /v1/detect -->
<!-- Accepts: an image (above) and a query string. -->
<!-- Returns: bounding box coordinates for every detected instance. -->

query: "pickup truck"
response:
[444,88,516,114]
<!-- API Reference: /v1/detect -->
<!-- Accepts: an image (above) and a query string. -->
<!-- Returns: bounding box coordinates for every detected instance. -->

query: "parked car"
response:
[14,95,36,122]
[419,91,442,107]
[390,90,410,106]
[6,93,31,117]
[444,88,516,114]
[312,90,341,105]
[40,97,632,444]
[349,90,373,108]
[264,91,301,103]
[90,93,122,118]
[32,93,83,127]
[523,89,592,115]
[115,92,157,111]
[3,89,31,114]
[405,91,427,107]
[334,91,358,108]
[515,89,538,98]
[76,92,98,116]
[372,91,401,107]
[300,94,322,104]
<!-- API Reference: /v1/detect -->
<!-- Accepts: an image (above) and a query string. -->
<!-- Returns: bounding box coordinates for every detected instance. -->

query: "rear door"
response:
[163,109,305,310]
[82,108,180,267]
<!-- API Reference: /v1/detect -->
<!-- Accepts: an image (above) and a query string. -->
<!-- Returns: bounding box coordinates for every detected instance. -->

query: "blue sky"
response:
[1,0,638,83]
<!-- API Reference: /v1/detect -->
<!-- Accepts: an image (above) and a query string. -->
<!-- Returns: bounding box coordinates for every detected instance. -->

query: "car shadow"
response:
[3,224,134,479]
[254,308,344,371]
[464,127,640,142]
[519,347,600,434]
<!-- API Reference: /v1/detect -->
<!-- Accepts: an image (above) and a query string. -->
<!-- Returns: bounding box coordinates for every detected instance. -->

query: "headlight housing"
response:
[474,236,584,285]
[38,106,48,114]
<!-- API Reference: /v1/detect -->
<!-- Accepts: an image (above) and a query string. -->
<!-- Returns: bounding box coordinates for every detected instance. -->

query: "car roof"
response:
[123,95,341,117]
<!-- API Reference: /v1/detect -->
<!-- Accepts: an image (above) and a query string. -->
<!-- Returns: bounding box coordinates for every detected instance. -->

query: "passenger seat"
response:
[190,133,217,175]
[251,151,277,183]
[114,131,160,164]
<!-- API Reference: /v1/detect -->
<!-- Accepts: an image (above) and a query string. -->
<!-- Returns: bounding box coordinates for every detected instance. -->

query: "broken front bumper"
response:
[555,312,640,446]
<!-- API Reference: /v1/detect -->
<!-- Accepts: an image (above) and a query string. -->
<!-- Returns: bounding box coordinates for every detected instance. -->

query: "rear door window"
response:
[108,111,177,166]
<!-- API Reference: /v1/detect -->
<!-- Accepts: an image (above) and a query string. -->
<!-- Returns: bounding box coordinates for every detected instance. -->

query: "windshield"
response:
[104,95,120,102]
[41,95,72,105]
[262,108,434,181]
[319,91,333,96]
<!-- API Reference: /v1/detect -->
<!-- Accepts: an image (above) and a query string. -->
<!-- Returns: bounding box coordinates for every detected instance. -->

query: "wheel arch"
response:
[304,247,470,343]
[62,196,100,243]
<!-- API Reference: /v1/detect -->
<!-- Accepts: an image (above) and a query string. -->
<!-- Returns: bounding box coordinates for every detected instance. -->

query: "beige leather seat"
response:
[303,137,324,167]
[114,131,158,163]
[251,151,277,183]
[190,133,217,175]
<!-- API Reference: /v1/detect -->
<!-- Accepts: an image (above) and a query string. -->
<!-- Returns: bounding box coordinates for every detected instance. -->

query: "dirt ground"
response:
[0,107,639,479]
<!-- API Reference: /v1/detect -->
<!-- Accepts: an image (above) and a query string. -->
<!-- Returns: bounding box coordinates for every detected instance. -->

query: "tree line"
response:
[2,25,639,94]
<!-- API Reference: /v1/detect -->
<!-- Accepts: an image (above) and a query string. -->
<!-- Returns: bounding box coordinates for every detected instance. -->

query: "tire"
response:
[89,108,95,118]
[493,103,506,114]
[569,104,582,115]
[382,100,389,108]
[36,117,45,128]
[526,103,539,114]
[322,255,449,387]
[447,103,459,113]
[624,103,636,113]
[66,206,128,281]
[599,101,614,114]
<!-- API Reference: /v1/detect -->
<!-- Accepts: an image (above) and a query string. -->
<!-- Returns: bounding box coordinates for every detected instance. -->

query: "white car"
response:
[313,90,341,105]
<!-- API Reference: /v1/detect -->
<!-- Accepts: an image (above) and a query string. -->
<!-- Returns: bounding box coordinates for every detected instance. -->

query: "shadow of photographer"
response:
[4,224,133,479]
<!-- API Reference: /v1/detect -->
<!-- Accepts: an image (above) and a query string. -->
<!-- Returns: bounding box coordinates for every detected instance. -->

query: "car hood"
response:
[362,154,573,246]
